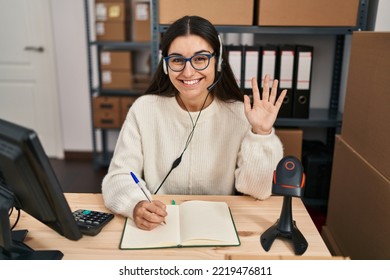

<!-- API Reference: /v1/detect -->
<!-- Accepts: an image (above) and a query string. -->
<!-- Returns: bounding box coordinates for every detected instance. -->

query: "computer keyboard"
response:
[72,209,114,236]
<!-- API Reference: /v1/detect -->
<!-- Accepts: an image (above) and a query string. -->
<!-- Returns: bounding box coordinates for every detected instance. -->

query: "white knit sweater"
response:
[102,95,283,218]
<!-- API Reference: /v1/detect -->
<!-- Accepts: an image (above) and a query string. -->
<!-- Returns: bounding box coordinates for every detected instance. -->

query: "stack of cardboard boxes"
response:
[95,0,130,41]
[95,0,151,41]
[131,0,151,42]
[322,32,390,259]
[93,0,151,128]
[256,0,359,27]
[100,50,133,90]
[159,0,360,27]
[93,95,137,129]
[95,0,133,90]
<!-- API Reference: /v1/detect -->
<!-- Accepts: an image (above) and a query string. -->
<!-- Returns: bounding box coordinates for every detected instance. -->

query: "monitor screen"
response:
[0,119,82,260]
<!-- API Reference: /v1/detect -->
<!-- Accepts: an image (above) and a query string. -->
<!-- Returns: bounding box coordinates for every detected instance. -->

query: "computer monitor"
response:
[0,119,82,260]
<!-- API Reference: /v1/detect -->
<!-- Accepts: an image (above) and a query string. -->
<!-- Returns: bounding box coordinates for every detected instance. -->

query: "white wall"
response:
[51,0,92,152]
[375,0,390,31]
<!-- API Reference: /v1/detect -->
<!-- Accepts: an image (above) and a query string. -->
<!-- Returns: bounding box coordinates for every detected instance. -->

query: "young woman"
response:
[102,16,287,230]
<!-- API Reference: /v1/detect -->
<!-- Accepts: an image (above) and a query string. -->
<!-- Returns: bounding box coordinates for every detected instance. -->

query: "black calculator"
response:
[73,209,114,236]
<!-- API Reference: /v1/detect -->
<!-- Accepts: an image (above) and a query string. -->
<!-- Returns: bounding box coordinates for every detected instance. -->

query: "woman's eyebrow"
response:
[168,49,212,56]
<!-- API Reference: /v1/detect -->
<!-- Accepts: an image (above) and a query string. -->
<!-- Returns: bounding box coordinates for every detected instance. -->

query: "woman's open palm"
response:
[244,75,287,135]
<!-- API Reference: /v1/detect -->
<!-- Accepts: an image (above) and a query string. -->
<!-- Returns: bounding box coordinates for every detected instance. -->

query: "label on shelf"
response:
[109,6,121,19]
[261,50,276,88]
[136,3,149,21]
[101,52,111,65]
[95,4,107,21]
[244,51,259,89]
[95,22,105,35]
[297,52,312,90]
[102,71,112,84]
[279,51,294,89]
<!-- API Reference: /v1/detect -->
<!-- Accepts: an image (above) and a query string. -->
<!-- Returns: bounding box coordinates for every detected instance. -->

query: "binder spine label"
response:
[261,50,277,87]
[244,51,259,89]
[279,50,294,89]
[228,50,242,88]
[297,52,312,90]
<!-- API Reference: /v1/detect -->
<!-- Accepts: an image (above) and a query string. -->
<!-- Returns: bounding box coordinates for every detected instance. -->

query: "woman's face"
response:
[166,35,216,111]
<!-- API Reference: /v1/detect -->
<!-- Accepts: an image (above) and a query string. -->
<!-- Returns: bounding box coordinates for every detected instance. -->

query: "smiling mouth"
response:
[181,79,201,85]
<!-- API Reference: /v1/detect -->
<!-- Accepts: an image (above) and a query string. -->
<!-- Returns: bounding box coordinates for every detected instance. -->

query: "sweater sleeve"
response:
[101,108,150,219]
[235,127,283,200]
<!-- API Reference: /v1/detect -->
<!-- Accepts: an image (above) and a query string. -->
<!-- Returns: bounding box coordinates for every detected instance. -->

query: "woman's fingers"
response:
[133,200,167,230]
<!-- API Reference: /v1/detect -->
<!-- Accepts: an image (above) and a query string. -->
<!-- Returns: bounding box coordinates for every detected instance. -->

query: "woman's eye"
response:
[194,56,207,62]
[171,57,184,64]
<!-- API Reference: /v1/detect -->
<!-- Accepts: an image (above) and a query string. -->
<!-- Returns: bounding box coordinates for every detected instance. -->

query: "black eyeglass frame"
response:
[163,53,216,72]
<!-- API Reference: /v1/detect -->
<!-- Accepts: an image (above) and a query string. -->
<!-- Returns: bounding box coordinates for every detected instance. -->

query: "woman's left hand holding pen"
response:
[133,200,167,231]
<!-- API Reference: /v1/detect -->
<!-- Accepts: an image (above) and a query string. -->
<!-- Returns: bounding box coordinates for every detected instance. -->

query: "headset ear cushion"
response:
[217,57,222,72]
[217,35,223,72]
[163,59,168,75]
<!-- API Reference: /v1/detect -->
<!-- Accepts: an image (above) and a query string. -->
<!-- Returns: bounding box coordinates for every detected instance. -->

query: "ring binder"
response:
[243,45,261,96]
[292,45,313,118]
[277,45,295,118]
[226,45,244,89]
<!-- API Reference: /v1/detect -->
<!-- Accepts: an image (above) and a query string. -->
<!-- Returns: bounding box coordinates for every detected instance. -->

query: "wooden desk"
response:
[13,193,331,259]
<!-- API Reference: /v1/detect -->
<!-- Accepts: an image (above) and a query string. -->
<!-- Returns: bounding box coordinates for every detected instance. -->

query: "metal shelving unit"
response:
[84,0,153,168]
[85,0,369,168]
[150,0,368,139]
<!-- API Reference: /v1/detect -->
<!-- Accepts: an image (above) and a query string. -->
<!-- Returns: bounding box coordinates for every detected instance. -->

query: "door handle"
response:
[24,46,45,52]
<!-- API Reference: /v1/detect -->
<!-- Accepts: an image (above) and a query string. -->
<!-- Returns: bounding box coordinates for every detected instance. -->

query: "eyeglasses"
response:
[163,53,215,72]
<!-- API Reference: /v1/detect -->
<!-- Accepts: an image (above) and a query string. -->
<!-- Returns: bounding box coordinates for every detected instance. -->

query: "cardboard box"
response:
[120,96,138,123]
[100,51,132,71]
[159,0,254,25]
[132,0,151,42]
[257,0,359,27]
[95,2,128,22]
[275,128,303,160]
[341,32,390,180]
[133,73,150,90]
[93,96,121,128]
[101,70,133,89]
[325,135,390,259]
[95,21,128,41]
[321,226,345,257]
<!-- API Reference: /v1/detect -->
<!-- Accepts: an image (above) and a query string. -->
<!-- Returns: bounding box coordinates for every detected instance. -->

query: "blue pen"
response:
[130,172,152,202]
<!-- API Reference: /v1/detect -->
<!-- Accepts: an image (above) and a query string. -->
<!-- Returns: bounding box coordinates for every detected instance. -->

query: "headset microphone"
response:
[207,70,223,92]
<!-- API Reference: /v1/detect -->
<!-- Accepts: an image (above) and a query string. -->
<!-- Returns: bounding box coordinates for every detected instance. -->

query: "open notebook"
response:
[120,200,240,249]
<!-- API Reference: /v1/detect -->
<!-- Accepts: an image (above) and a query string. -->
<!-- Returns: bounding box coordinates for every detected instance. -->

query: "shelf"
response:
[89,41,151,51]
[93,88,146,97]
[85,0,368,169]
[158,25,358,35]
[275,109,342,128]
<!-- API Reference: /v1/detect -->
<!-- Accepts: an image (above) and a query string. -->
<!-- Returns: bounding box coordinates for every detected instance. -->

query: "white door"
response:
[0,0,63,158]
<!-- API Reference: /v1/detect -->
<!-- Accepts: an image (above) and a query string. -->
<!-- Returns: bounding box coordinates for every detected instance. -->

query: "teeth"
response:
[183,79,200,85]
